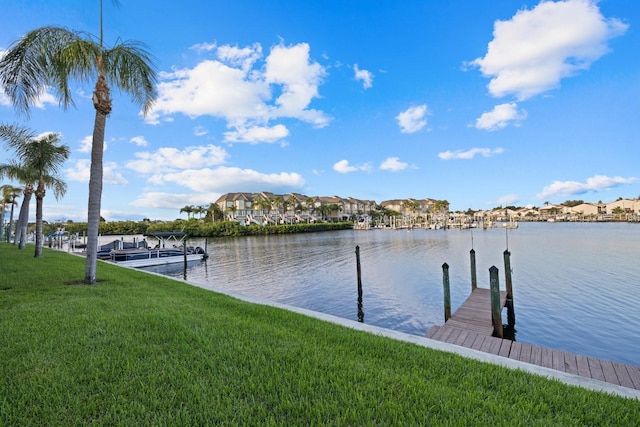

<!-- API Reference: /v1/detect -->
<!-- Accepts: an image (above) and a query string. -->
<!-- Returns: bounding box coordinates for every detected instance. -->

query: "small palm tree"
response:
[205,203,223,223]
[0,184,22,242]
[0,7,157,281]
[0,185,17,241]
[281,199,291,224]
[180,205,194,219]
[0,164,39,249]
[270,197,283,224]
[226,205,237,220]
[305,197,316,222]
[0,124,69,257]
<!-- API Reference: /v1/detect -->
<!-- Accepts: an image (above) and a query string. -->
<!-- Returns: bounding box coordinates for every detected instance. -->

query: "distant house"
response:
[538,204,564,219]
[605,199,639,214]
[515,208,539,218]
[379,198,436,217]
[567,203,601,217]
[213,192,377,225]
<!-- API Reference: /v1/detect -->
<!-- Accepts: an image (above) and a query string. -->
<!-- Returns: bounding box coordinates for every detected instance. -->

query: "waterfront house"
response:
[214,192,377,225]
[566,203,601,220]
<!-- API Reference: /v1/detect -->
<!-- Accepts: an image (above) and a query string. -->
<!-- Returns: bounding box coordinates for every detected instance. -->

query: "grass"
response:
[1,243,638,426]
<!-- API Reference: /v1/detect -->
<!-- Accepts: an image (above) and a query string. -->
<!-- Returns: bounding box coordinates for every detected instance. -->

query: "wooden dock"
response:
[427,287,640,390]
[440,287,507,336]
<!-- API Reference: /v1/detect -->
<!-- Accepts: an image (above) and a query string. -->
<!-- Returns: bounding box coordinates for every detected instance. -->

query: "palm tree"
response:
[281,199,291,224]
[0,164,38,249]
[270,197,283,224]
[327,203,343,221]
[0,184,22,242]
[0,185,16,241]
[195,205,207,220]
[0,7,157,281]
[0,124,69,257]
[180,205,195,219]
[305,197,316,222]
[226,205,237,220]
[205,203,223,223]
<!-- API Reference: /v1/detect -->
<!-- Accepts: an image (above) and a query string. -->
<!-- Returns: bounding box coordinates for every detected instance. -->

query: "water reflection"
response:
[142,223,640,367]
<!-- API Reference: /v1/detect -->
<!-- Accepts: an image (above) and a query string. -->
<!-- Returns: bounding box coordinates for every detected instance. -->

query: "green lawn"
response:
[1,243,638,426]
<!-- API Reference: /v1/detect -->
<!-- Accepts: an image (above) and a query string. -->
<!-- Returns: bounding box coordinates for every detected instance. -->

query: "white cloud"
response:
[379,157,412,172]
[224,124,289,144]
[78,135,92,153]
[333,159,371,174]
[131,191,220,209]
[32,91,57,110]
[42,203,87,222]
[78,135,109,153]
[190,42,217,53]
[65,160,90,182]
[536,175,639,199]
[469,0,628,100]
[130,136,148,147]
[149,166,305,193]
[126,145,228,174]
[395,105,428,133]
[66,159,127,185]
[264,43,329,126]
[495,194,520,206]
[438,147,505,160]
[217,43,262,71]
[474,103,527,131]
[353,64,373,89]
[147,42,330,144]
[194,126,208,137]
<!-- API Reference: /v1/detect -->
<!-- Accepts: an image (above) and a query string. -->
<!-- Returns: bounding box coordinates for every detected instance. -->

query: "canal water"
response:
[143,222,640,367]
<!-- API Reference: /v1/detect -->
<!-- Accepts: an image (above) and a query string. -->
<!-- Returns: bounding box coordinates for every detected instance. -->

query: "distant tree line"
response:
[43,218,352,238]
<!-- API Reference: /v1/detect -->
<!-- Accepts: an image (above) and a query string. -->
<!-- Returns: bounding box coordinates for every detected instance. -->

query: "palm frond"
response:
[0,161,39,184]
[0,123,36,151]
[0,27,100,116]
[103,40,158,115]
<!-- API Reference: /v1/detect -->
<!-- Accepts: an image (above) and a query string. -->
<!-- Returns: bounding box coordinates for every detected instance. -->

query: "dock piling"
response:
[503,250,516,327]
[442,263,451,322]
[355,246,364,322]
[470,249,477,291]
[489,265,503,338]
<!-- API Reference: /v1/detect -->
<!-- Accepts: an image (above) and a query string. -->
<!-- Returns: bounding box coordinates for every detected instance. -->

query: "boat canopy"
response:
[144,231,187,239]
[143,231,189,247]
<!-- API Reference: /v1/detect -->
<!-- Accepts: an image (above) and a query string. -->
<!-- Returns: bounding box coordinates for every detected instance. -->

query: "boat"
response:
[99,232,208,268]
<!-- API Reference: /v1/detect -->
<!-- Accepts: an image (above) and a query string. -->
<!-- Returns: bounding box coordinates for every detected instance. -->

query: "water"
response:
[143,222,640,367]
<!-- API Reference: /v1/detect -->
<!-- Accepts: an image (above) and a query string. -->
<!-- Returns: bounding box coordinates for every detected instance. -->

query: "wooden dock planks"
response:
[425,324,640,391]
[444,287,507,337]
[426,286,640,391]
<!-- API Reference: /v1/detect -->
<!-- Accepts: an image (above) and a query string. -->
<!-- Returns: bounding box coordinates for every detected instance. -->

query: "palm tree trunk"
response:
[15,189,33,249]
[0,204,4,241]
[85,72,111,284]
[34,185,45,258]
[8,196,16,243]
[84,109,107,284]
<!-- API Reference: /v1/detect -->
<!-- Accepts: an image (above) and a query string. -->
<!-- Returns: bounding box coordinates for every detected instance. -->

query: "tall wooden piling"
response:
[183,238,188,267]
[355,246,364,322]
[489,265,503,338]
[442,263,451,322]
[503,250,516,327]
[470,249,477,291]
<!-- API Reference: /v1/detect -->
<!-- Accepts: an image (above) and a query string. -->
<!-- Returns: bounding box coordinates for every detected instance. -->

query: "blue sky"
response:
[1,0,639,221]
